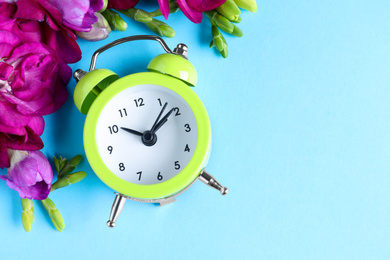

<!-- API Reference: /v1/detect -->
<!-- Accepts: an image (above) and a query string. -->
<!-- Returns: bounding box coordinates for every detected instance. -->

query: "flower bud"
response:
[76,12,111,41]
[59,154,82,177]
[230,15,241,23]
[119,8,153,23]
[21,198,34,232]
[101,9,127,31]
[230,24,243,37]
[99,0,108,13]
[234,0,257,12]
[53,156,61,174]
[58,156,68,171]
[146,19,175,38]
[51,171,87,191]
[42,198,65,232]
[211,25,224,51]
[205,11,234,33]
[216,0,241,21]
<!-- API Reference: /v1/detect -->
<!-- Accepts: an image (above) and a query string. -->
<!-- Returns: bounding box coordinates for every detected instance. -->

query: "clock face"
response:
[95,84,198,185]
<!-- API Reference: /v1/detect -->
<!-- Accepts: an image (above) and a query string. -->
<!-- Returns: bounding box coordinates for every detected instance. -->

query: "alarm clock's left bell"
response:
[73,69,119,114]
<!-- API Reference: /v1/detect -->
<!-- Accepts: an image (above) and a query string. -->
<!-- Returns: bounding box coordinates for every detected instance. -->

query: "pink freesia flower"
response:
[108,0,139,10]
[0,31,71,116]
[0,0,103,63]
[0,150,53,200]
[158,0,226,23]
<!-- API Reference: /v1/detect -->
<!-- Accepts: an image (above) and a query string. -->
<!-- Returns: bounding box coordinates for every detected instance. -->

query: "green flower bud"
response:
[102,9,127,31]
[211,25,224,51]
[118,8,153,23]
[230,24,243,37]
[149,2,180,17]
[98,0,108,13]
[53,156,60,174]
[42,198,65,232]
[218,34,228,58]
[146,19,175,38]
[21,198,34,232]
[58,156,68,172]
[51,171,87,191]
[234,0,257,12]
[205,11,234,34]
[230,15,241,23]
[216,0,241,21]
[59,154,82,177]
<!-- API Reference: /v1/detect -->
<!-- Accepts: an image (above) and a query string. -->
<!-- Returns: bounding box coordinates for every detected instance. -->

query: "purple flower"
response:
[0,0,104,63]
[159,0,226,23]
[0,31,71,116]
[0,150,53,200]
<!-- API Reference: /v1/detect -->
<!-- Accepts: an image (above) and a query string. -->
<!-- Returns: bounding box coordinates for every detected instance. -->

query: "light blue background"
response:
[1,1,390,259]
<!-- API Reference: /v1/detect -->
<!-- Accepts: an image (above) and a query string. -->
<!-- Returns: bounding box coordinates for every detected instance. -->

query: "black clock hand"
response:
[151,107,175,133]
[120,127,143,136]
[150,102,168,133]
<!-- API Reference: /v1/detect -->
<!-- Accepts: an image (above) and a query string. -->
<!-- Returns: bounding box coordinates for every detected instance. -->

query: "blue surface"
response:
[1,1,390,259]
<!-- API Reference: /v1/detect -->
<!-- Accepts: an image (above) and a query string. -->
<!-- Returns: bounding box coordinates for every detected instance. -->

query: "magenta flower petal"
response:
[107,0,140,9]
[44,26,81,63]
[0,150,53,200]
[0,62,12,80]
[158,0,170,20]
[0,30,21,46]
[177,0,203,23]
[14,0,45,22]
[27,116,45,136]
[0,99,32,134]
[0,134,9,168]
[7,127,44,151]
[186,0,226,12]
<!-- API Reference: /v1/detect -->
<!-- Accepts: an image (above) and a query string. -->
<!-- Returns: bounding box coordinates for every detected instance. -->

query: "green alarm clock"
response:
[73,35,228,227]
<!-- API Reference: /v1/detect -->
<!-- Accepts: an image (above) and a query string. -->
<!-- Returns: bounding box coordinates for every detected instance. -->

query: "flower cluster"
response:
[84,0,257,57]
[0,0,102,199]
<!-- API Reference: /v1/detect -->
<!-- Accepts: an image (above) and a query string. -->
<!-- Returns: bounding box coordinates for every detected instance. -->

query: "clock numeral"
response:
[157,98,163,106]
[184,144,190,152]
[174,161,180,170]
[108,146,113,154]
[134,98,145,107]
[119,163,125,171]
[136,171,142,181]
[157,172,163,181]
[184,124,191,132]
[173,107,181,116]
[118,108,127,117]
[108,125,119,134]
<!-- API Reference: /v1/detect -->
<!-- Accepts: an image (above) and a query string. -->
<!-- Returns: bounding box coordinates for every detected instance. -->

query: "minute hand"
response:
[151,108,175,133]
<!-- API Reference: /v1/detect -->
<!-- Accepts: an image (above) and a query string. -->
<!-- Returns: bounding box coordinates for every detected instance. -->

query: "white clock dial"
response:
[95,84,198,185]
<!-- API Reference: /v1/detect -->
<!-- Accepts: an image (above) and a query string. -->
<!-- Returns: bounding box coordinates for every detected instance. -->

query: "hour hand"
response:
[120,127,143,136]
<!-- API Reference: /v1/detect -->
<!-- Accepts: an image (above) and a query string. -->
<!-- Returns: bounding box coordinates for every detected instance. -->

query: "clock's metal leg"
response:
[107,193,126,228]
[199,170,228,195]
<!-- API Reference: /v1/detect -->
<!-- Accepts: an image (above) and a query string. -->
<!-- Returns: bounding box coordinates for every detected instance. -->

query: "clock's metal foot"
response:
[107,193,126,228]
[158,197,176,206]
[199,170,228,195]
